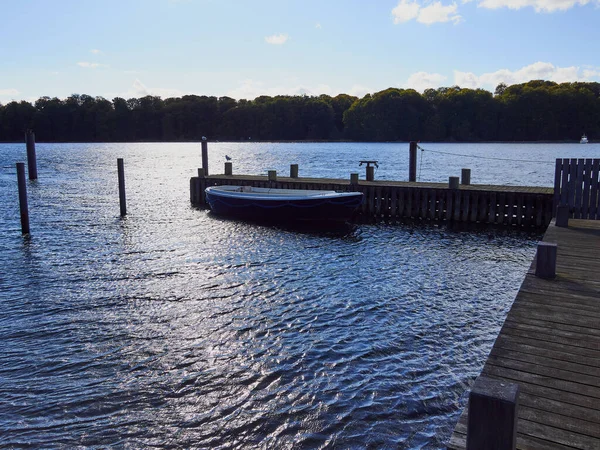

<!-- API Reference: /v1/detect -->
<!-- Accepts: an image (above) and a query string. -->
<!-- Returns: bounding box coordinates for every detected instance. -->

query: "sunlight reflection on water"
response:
[0,142,562,448]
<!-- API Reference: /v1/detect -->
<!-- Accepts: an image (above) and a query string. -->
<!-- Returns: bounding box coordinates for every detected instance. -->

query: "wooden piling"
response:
[449,176,459,189]
[290,164,298,178]
[201,139,209,176]
[409,141,417,182]
[350,173,359,184]
[366,166,375,182]
[117,158,127,216]
[25,130,38,180]
[466,376,519,450]
[225,161,232,176]
[461,168,471,185]
[198,168,206,177]
[16,162,30,235]
[535,241,557,278]
[268,170,277,182]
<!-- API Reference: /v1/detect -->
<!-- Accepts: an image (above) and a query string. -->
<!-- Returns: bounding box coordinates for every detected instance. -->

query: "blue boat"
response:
[205,185,363,223]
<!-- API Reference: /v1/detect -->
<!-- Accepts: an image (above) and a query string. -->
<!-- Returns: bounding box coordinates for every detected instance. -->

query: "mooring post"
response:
[555,205,569,227]
[366,166,375,181]
[201,138,209,176]
[25,130,38,180]
[535,242,557,279]
[409,141,417,182]
[198,168,205,177]
[350,173,359,184]
[466,376,519,450]
[290,164,299,178]
[16,162,30,235]
[268,170,277,182]
[117,158,127,216]
[461,168,471,185]
[225,162,232,176]
[449,176,459,189]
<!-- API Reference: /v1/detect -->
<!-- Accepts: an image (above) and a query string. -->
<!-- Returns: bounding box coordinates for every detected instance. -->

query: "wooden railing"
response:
[554,158,600,219]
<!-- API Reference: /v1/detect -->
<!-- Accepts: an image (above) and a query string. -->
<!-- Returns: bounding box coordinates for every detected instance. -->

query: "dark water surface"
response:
[2,142,590,448]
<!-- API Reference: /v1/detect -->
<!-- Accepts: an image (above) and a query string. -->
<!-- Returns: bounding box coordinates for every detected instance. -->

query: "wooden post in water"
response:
[449,176,459,189]
[268,170,277,182]
[290,164,299,178]
[350,173,359,184]
[555,205,569,227]
[198,168,205,177]
[25,130,38,180]
[461,168,471,185]
[535,242,557,279]
[16,162,30,235]
[366,166,375,181]
[466,376,519,450]
[225,162,232,176]
[201,138,209,176]
[409,141,417,182]
[117,158,127,216]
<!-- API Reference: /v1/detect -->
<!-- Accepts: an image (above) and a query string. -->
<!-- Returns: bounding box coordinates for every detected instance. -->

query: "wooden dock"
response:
[190,174,554,228]
[448,219,600,449]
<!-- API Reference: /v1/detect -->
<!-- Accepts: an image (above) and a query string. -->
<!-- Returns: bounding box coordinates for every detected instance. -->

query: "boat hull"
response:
[205,186,363,223]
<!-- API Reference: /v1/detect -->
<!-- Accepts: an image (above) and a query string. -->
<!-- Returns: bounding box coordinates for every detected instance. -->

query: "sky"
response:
[1,0,599,104]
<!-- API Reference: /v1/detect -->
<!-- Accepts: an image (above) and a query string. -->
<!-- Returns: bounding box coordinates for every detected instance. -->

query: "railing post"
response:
[290,164,298,178]
[25,130,38,180]
[201,138,209,176]
[409,141,417,182]
[117,158,127,216]
[466,376,519,450]
[535,242,557,279]
[461,168,471,185]
[16,162,30,234]
[555,205,569,227]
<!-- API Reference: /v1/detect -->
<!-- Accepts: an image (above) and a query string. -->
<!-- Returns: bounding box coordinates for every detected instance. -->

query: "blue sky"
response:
[1,0,599,103]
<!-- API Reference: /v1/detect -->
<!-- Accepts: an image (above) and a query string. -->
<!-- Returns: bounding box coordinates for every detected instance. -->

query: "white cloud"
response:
[392,0,461,24]
[405,72,448,91]
[265,33,289,45]
[347,84,372,98]
[129,79,183,98]
[477,0,591,11]
[453,62,600,90]
[90,49,102,54]
[77,62,108,69]
[392,0,420,23]
[0,88,19,97]
[418,2,462,23]
[315,22,322,29]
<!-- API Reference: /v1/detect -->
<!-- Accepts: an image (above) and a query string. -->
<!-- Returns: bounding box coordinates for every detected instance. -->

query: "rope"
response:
[416,144,556,164]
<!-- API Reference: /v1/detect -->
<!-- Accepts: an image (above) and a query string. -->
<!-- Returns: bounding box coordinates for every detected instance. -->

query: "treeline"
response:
[1,80,599,142]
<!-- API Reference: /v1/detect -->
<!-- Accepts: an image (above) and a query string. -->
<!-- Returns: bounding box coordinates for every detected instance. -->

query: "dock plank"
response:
[448,219,600,449]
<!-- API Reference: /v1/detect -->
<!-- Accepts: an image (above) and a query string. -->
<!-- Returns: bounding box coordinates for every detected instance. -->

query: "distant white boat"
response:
[580,134,589,144]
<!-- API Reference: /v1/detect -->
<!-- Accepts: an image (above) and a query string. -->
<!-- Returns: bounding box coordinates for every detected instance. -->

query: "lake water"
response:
[0,142,597,448]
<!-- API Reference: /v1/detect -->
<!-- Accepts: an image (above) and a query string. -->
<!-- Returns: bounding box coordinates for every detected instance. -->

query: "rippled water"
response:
[1,142,590,448]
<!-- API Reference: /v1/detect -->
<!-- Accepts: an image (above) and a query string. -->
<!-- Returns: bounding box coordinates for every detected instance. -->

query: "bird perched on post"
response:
[225,155,232,161]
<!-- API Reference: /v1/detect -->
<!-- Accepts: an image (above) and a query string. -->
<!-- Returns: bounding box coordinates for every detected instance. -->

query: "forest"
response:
[1,80,599,143]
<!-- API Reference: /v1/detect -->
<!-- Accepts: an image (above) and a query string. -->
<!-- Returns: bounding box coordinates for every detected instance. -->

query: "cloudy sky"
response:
[1,0,598,103]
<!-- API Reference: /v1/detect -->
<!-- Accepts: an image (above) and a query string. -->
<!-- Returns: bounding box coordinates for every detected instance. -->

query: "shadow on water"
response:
[205,211,359,238]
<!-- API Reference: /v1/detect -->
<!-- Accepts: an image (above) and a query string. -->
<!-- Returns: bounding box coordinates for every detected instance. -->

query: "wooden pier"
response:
[448,219,600,449]
[190,174,554,228]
